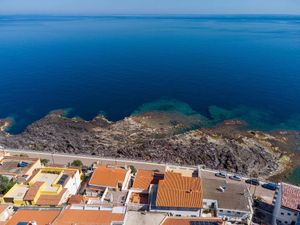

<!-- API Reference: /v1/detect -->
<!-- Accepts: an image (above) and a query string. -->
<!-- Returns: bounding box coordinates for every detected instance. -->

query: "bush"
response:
[129,165,137,174]
[41,159,50,166]
[71,160,83,167]
[0,175,15,195]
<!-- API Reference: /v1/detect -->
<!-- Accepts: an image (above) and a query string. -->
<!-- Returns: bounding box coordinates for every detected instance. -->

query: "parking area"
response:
[200,169,275,204]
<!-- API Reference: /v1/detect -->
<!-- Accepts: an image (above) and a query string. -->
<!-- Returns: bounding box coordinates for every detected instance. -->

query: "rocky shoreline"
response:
[0,110,298,179]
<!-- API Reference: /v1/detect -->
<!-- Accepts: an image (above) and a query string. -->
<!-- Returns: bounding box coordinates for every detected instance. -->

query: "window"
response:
[287,213,291,216]
[295,213,298,216]
[227,211,232,213]
[284,221,288,224]
[219,210,223,212]
[281,212,284,216]
[237,212,241,215]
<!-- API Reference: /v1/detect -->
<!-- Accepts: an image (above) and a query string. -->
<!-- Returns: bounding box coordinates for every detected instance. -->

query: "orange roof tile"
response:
[36,188,68,206]
[132,170,159,191]
[281,183,300,212]
[162,217,224,225]
[53,209,124,225]
[68,194,85,204]
[89,165,128,188]
[156,172,203,208]
[5,209,61,225]
[23,181,44,201]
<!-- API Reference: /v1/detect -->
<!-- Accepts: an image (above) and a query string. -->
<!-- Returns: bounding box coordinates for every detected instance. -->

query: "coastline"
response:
[0,109,298,184]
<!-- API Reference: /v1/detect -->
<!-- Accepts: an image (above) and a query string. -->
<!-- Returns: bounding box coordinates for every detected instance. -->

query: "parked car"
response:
[215,171,227,178]
[245,178,260,186]
[262,182,277,191]
[229,174,242,181]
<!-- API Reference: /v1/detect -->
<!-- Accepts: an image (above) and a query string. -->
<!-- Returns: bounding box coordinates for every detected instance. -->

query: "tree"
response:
[0,175,15,195]
[71,160,83,167]
[129,165,137,174]
[41,159,50,166]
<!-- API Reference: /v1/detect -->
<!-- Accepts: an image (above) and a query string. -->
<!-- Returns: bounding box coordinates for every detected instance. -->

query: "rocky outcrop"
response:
[0,111,295,177]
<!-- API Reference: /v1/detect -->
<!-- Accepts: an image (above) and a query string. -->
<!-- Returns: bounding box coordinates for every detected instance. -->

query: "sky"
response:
[0,0,300,15]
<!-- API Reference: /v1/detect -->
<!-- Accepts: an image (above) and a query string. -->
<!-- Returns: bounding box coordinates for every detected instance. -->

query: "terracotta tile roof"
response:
[36,188,68,206]
[68,194,85,204]
[162,217,225,225]
[5,209,61,225]
[89,165,128,188]
[53,209,124,225]
[23,181,44,201]
[133,170,155,190]
[156,172,203,208]
[281,183,300,211]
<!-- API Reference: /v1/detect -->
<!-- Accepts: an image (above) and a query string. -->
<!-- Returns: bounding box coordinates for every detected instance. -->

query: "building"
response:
[88,165,131,191]
[2,167,81,206]
[0,156,41,181]
[132,170,163,192]
[160,216,226,225]
[150,171,203,217]
[202,178,253,224]
[5,208,62,225]
[126,169,163,210]
[53,204,126,225]
[273,183,300,225]
[0,204,14,223]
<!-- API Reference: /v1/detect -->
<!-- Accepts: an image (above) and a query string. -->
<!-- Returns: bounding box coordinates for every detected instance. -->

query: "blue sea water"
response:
[0,15,300,134]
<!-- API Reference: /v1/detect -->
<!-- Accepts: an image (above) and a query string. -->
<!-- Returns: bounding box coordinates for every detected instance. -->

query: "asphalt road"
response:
[1,148,168,172]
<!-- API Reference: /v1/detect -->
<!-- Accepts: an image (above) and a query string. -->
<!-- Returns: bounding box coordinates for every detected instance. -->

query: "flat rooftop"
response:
[32,172,59,192]
[125,211,166,225]
[5,185,29,200]
[165,165,196,177]
[0,156,38,176]
[203,178,251,212]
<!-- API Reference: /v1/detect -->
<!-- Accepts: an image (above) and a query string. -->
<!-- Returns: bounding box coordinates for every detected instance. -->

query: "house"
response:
[0,204,14,223]
[132,170,162,192]
[88,165,131,192]
[2,167,81,206]
[149,171,203,217]
[160,216,226,225]
[273,183,300,225]
[0,156,41,181]
[5,208,62,225]
[126,169,163,210]
[53,204,126,225]
[202,178,253,224]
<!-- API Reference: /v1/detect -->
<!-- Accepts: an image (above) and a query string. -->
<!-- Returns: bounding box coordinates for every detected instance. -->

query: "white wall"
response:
[150,207,201,217]
[272,184,299,225]
[64,170,81,195]
[0,205,14,222]
[121,170,131,191]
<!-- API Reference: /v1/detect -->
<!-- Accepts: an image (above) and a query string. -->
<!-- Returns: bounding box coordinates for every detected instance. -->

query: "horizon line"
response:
[1,13,300,17]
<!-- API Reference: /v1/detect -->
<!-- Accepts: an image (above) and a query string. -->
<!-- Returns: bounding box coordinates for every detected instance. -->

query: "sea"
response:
[0,15,300,182]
